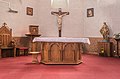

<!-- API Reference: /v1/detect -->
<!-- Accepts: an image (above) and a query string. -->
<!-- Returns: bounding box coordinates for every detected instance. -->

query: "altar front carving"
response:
[33,37,90,64]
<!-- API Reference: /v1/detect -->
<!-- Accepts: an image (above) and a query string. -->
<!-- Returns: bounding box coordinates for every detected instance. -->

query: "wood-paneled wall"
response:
[13,37,117,54]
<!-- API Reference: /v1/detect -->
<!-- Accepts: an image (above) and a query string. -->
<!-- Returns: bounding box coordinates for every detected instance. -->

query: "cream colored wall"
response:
[38,0,84,37]
[1,0,120,38]
[83,0,120,37]
[0,0,84,37]
[0,0,39,37]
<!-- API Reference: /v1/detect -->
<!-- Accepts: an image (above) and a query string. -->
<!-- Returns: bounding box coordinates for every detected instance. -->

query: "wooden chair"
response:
[0,23,16,58]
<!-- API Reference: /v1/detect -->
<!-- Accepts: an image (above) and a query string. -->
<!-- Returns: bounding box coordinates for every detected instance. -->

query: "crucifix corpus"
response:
[51,8,69,37]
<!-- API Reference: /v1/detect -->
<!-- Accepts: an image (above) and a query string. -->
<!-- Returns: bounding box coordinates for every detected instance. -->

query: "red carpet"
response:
[0,54,120,79]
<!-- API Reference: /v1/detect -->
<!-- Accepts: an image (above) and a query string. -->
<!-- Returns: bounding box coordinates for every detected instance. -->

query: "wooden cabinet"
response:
[98,42,113,57]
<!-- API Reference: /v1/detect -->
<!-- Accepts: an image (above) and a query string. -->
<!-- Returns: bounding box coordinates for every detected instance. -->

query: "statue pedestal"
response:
[114,38,120,57]
[98,42,113,57]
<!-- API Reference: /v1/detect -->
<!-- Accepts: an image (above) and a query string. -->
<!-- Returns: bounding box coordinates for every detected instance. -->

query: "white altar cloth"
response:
[33,37,90,44]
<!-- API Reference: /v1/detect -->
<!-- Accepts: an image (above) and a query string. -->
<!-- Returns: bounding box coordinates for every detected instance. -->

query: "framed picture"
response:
[26,7,33,16]
[87,8,94,17]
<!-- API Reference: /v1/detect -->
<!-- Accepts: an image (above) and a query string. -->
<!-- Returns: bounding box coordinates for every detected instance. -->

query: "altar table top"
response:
[33,37,90,44]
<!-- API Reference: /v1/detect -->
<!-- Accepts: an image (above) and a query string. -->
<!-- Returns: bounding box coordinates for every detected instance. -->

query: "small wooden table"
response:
[29,52,40,63]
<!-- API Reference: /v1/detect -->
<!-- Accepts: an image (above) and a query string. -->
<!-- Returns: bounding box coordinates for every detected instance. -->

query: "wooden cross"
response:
[51,8,69,37]
[3,22,7,26]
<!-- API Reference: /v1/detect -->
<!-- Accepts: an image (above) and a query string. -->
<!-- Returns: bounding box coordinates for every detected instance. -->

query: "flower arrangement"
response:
[113,33,120,39]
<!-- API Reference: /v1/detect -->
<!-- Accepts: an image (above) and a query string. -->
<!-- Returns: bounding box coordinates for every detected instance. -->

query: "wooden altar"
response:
[33,37,90,64]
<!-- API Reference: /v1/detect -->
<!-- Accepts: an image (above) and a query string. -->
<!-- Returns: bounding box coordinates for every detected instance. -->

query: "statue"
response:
[51,8,69,37]
[100,22,110,42]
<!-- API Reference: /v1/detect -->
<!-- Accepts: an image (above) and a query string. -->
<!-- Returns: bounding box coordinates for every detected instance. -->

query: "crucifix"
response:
[51,8,69,37]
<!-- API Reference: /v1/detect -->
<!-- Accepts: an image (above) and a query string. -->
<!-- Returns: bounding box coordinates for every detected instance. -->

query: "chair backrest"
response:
[0,23,12,47]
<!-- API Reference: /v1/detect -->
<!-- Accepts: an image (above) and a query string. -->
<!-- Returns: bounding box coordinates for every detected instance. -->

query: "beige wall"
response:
[38,0,84,37]
[0,0,84,37]
[83,0,120,37]
[0,0,39,37]
[0,0,120,38]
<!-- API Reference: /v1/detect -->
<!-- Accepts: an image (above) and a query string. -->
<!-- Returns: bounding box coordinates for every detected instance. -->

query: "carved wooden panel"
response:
[49,43,61,62]
[40,42,82,64]
[0,23,15,58]
[63,43,75,62]
[0,26,12,47]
